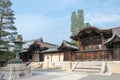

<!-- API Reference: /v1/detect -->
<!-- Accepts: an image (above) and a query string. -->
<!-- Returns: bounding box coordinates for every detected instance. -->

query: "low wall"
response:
[29,61,120,73]
[43,61,76,71]
[107,61,120,74]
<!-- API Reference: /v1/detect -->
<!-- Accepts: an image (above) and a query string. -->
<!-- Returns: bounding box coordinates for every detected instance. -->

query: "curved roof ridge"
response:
[105,33,120,44]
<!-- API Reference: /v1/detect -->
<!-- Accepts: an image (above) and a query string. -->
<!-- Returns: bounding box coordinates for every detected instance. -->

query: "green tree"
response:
[0,0,17,45]
[71,9,85,35]
[77,9,84,31]
[71,9,86,45]
[0,0,17,62]
[71,11,77,35]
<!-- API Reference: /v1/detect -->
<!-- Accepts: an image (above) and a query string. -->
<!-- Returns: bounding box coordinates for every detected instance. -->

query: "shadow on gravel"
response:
[79,74,120,80]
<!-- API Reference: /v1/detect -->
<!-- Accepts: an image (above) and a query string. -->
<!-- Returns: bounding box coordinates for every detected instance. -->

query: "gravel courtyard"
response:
[17,69,120,80]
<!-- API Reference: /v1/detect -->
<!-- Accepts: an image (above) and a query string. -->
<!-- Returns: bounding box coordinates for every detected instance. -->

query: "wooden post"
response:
[101,33,106,49]
[78,38,83,50]
[32,52,34,61]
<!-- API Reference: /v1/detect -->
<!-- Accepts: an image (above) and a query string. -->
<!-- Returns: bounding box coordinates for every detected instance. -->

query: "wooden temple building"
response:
[20,26,120,62]
[42,40,78,63]
[42,26,120,62]
[70,26,120,61]
[20,38,58,62]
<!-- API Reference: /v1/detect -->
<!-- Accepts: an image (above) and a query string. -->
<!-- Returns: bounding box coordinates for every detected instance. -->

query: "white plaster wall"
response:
[43,52,64,69]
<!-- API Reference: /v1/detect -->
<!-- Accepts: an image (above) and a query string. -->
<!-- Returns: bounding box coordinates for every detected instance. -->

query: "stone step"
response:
[77,62,102,66]
[75,67,101,70]
[76,65,101,69]
[74,69,100,73]
[73,62,103,73]
[77,63,102,66]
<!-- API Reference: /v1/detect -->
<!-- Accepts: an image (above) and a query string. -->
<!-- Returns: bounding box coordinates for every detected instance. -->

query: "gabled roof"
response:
[23,38,58,49]
[22,38,58,52]
[70,26,112,41]
[42,40,79,53]
[112,26,120,35]
[105,27,120,44]
[34,41,58,49]
[58,40,79,50]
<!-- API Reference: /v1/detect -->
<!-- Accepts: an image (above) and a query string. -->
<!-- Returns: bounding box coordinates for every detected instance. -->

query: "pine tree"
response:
[0,0,17,45]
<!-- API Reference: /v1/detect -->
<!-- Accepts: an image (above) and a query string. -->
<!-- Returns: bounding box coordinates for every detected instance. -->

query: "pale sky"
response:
[11,0,120,45]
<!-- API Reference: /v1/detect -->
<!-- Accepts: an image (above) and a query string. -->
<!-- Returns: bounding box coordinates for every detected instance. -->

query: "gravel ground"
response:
[13,70,120,80]
[79,74,120,80]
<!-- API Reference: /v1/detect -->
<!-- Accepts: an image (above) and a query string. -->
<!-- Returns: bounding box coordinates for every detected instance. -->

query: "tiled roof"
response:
[105,27,120,44]
[112,27,120,35]
[23,38,58,49]
[58,40,79,50]
[42,40,79,53]
[41,48,59,53]
[105,33,120,44]
[22,38,58,52]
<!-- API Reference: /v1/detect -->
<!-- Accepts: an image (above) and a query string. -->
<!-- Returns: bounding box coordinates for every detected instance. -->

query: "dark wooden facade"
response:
[75,49,113,60]
[113,43,120,60]
[71,26,120,61]
[105,33,120,60]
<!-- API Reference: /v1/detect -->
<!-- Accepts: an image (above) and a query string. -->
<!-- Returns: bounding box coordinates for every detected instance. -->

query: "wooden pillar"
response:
[71,51,72,61]
[108,50,112,60]
[76,52,78,60]
[101,33,106,49]
[32,53,34,61]
[78,38,84,50]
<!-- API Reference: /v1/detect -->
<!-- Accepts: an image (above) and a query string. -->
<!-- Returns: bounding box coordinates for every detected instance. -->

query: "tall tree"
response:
[71,9,85,45]
[77,9,84,31]
[0,0,17,45]
[71,11,78,44]
[71,9,85,36]
[71,11,77,35]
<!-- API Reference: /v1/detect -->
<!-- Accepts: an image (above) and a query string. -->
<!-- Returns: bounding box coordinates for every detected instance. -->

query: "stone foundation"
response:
[0,63,31,80]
